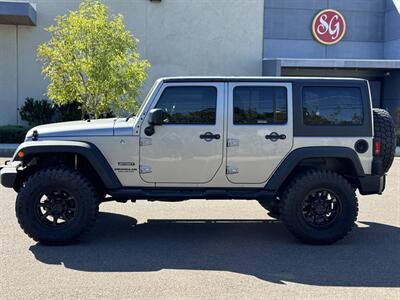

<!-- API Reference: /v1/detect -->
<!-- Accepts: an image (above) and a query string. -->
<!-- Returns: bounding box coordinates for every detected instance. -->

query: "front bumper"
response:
[358,174,386,195]
[0,161,21,188]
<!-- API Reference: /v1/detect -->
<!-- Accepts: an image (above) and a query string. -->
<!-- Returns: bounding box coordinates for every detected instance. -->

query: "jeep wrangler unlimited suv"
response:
[0,77,396,245]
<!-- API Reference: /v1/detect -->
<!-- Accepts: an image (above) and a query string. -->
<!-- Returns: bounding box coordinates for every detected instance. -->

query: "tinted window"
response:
[233,86,287,124]
[303,87,363,125]
[156,86,217,124]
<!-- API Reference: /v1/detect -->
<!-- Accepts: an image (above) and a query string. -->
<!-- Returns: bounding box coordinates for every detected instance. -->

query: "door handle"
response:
[200,132,220,141]
[265,132,286,142]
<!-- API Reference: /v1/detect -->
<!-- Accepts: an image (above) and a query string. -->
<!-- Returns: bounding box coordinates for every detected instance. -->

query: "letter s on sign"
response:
[312,9,346,45]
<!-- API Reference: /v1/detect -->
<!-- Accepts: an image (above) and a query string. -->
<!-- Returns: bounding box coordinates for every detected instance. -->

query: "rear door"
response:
[139,82,224,184]
[226,82,293,184]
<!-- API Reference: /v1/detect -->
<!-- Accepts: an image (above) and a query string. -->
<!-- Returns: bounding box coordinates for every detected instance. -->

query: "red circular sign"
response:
[312,9,346,45]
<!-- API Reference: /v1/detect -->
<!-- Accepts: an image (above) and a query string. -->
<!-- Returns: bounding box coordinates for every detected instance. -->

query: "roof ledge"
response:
[263,58,400,70]
[0,1,36,26]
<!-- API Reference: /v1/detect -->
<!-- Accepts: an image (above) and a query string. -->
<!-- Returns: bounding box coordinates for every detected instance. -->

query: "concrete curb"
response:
[0,144,19,157]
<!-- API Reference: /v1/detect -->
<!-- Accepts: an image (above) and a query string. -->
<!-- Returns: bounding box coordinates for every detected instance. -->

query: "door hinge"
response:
[140,137,152,146]
[227,138,239,147]
[139,165,152,174]
[226,165,239,174]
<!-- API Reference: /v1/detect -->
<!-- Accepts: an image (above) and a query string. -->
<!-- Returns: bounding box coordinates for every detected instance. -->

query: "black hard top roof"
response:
[161,76,367,83]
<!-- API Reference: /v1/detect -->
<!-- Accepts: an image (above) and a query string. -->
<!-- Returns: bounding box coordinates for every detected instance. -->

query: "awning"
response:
[0,1,36,26]
[263,58,400,76]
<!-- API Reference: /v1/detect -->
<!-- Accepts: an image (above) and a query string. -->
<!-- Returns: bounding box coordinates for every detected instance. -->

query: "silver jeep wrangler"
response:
[0,77,396,245]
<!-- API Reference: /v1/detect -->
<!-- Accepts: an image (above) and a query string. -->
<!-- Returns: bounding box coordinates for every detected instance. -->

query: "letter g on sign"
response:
[312,9,346,45]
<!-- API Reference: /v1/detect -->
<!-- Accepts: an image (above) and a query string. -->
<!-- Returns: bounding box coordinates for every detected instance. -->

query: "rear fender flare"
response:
[265,146,365,192]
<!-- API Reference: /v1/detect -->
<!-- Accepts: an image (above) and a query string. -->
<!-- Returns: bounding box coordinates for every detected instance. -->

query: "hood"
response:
[25,117,137,141]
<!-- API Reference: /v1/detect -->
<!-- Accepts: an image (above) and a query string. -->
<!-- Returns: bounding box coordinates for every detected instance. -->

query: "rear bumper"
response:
[0,162,21,188]
[358,174,386,195]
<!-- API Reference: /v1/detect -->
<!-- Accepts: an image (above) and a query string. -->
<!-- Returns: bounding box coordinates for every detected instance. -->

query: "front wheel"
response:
[280,170,358,245]
[16,167,99,245]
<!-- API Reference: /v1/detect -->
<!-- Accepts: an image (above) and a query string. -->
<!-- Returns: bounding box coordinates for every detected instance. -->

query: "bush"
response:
[0,125,30,143]
[19,97,55,126]
[20,97,114,124]
[55,102,82,122]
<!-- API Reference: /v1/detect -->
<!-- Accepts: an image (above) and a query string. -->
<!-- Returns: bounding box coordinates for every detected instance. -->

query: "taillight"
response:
[374,138,381,156]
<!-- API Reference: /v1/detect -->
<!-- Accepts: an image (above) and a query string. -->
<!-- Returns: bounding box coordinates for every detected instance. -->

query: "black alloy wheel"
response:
[35,190,77,227]
[301,189,341,228]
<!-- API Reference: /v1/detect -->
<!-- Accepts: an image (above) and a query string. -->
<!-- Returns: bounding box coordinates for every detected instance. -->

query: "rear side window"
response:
[156,86,217,124]
[233,86,287,124]
[303,87,363,125]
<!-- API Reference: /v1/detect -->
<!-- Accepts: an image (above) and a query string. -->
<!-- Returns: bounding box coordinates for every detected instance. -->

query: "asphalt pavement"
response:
[0,158,399,299]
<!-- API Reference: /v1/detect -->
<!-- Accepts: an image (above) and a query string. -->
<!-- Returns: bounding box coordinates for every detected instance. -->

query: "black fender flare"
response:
[265,146,365,192]
[13,141,122,190]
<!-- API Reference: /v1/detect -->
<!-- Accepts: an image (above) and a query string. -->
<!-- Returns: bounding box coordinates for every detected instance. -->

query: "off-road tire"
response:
[16,167,99,245]
[373,108,396,173]
[257,200,280,219]
[280,170,358,245]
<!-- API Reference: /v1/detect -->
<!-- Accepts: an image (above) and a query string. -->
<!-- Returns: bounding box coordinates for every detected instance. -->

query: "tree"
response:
[37,0,150,118]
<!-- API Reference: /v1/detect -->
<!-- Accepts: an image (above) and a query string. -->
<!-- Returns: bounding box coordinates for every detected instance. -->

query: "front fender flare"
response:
[13,141,122,190]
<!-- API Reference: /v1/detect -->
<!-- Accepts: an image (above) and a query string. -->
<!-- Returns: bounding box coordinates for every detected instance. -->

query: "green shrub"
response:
[19,97,55,126]
[55,102,82,122]
[0,125,30,143]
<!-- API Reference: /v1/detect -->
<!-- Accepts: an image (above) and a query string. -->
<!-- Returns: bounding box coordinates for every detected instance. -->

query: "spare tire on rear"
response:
[373,108,396,173]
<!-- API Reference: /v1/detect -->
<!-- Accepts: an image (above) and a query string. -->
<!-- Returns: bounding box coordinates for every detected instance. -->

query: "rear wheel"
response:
[16,167,99,245]
[280,170,358,245]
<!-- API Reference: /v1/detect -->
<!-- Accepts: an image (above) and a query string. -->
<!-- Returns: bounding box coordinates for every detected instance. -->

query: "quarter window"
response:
[303,87,363,125]
[156,86,217,124]
[233,86,287,124]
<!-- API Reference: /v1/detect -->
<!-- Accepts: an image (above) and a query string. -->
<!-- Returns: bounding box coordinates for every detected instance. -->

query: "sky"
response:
[393,0,400,14]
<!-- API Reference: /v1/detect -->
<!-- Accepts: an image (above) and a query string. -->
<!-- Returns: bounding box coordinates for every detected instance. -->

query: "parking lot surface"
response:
[0,158,399,299]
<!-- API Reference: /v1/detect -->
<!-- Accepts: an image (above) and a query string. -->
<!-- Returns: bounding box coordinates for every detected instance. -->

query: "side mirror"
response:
[148,108,164,126]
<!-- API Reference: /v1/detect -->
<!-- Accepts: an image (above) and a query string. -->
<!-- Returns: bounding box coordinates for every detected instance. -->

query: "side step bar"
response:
[109,188,275,201]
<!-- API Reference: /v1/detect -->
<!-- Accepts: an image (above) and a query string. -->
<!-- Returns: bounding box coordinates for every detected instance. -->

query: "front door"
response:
[139,82,224,184]
[226,82,293,184]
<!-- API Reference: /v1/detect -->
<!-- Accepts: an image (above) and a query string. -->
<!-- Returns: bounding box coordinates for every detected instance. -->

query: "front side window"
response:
[233,86,287,124]
[303,87,364,125]
[156,86,217,124]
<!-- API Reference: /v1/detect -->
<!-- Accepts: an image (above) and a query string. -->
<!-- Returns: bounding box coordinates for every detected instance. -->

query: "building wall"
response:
[263,0,399,60]
[0,0,264,125]
[0,25,18,126]
[263,0,400,125]
[385,0,400,58]
[382,1,400,124]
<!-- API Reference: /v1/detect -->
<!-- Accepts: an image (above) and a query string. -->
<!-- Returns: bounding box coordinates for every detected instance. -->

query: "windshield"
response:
[137,80,160,115]
[126,80,160,120]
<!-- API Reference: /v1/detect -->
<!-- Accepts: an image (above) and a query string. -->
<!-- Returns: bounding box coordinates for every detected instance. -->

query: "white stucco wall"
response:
[0,0,264,125]
[0,25,18,125]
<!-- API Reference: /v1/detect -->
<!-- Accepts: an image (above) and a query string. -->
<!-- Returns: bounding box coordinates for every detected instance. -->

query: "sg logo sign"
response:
[312,9,346,45]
